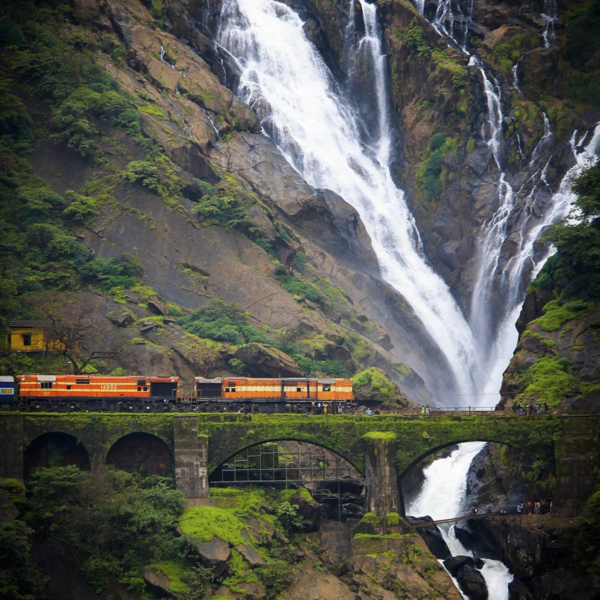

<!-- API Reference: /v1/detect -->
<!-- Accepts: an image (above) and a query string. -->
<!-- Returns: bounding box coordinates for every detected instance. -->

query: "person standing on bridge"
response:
[420,405,425,416]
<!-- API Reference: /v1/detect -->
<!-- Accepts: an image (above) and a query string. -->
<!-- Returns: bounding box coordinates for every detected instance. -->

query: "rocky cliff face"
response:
[1,0,598,400]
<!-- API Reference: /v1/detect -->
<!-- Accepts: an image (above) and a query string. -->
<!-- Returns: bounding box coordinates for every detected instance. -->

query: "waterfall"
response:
[406,442,514,599]
[414,0,600,399]
[218,0,480,396]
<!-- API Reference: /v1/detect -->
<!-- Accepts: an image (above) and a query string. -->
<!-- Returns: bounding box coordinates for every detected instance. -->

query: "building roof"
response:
[8,320,48,329]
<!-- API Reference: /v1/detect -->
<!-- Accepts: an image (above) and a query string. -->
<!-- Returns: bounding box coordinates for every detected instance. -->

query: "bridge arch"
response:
[106,432,173,475]
[209,437,365,478]
[397,437,527,481]
[24,432,91,477]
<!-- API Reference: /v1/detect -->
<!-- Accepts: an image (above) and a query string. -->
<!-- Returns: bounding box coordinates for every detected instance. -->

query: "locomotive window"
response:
[231,388,236,393]
[144,387,147,391]
[296,387,301,392]
[137,380,146,386]
[228,381,236,387]
[224,388,230,392]
[323,384,331,391]
[41,382,53,389]
[22,334,32,346]
[66,386,71,390]
[76,379,90,384]
[137,387,141,392]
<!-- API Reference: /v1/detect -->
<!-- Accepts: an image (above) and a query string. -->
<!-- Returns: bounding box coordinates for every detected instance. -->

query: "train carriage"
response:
[0,376,15,404]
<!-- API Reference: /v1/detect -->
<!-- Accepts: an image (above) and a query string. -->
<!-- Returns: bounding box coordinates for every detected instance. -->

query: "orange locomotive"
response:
[193,377,353,402]
[18,374,180,402]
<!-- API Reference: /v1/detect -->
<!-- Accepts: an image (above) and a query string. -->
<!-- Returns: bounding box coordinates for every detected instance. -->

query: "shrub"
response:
[257,560,292,597]
[62,190,99,224]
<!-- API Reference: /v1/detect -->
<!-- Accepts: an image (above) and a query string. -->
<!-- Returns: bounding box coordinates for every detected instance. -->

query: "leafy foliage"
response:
[177,299,274,346]
[0,520,44,600]
[256,560,292,597]
[23,467,186,594]
[531,158,600,315]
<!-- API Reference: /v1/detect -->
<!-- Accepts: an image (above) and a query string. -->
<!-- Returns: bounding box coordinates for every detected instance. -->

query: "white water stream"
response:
[406,443,514,599]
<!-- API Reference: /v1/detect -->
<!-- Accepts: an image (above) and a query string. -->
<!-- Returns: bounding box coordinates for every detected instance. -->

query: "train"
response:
[0,374,355,412]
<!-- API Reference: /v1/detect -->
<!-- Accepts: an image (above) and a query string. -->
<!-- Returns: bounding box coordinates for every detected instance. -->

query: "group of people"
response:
[512,401,548,416]
[516,500,553,515]
[364,408,381,416]
[420,405,431,416]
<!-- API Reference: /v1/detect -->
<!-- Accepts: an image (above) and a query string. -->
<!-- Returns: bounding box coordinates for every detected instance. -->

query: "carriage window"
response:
[323,384,331,392]
[41,382,53,389]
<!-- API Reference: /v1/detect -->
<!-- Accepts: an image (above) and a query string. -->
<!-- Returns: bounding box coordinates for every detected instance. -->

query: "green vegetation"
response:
[0,520,43,600]
[180,505,252,545]
[363,431,397,442]
[177,299,274,346]
[22,466,186,595]
[520,357,579,406]
[353,368,409,407]
[562,0,600,107]
[535,299,593,331]
[576,473,600,575]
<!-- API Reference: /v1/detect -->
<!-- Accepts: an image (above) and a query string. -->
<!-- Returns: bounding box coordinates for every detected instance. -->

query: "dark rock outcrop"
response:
[196,538,231,576]
[406,517,452,560]
[232,344,303,378]
[443,556,488,600]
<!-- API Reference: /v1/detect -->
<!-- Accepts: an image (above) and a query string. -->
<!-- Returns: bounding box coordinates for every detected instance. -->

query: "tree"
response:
[541,160,600,299]
[28,291,126,374]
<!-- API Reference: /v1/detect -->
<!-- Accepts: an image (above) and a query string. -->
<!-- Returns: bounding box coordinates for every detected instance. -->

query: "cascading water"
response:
[414,0,600,399]
[218,0,481,396]
[406,443,514,599]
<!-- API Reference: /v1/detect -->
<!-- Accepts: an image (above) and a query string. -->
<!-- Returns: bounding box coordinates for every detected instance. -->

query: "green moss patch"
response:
[179,506,253,546]
[363,431,397,442]
[536,299,592,331]
[148,561,189,595]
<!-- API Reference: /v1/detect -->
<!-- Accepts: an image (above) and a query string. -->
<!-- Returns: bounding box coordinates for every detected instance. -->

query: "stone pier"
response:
[364,432,401,516]
[173,416,209,505]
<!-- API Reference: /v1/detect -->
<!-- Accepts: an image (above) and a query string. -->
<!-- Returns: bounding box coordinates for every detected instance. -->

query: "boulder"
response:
[147,298,168,316]
[443,556,487,600]
[233,343,303,378]
[235,544,266,567]
[282,565,356,600]
[196,538,231,576]
[407,516,452,560]
[143,568,177,599]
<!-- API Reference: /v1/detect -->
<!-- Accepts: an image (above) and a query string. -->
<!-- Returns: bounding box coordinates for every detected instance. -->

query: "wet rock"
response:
[407,516,452,560]
[443,556,487,600]
[235,543,266,567]
[508,578,535,600]
[232,343,303,378]
[143,568,177,599]
[196,538,231,576]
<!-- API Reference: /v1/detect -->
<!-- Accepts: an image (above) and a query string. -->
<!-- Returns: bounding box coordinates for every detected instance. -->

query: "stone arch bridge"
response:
[0,413,597,517]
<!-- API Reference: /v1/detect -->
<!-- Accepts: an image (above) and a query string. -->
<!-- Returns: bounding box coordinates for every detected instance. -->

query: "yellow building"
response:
[7,320,63,353]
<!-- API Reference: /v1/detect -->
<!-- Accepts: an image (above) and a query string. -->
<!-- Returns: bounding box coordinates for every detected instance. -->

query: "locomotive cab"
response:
[149,378,179,399]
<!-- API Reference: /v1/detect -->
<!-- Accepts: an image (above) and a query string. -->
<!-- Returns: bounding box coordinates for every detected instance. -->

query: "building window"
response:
[22,334,32,346]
